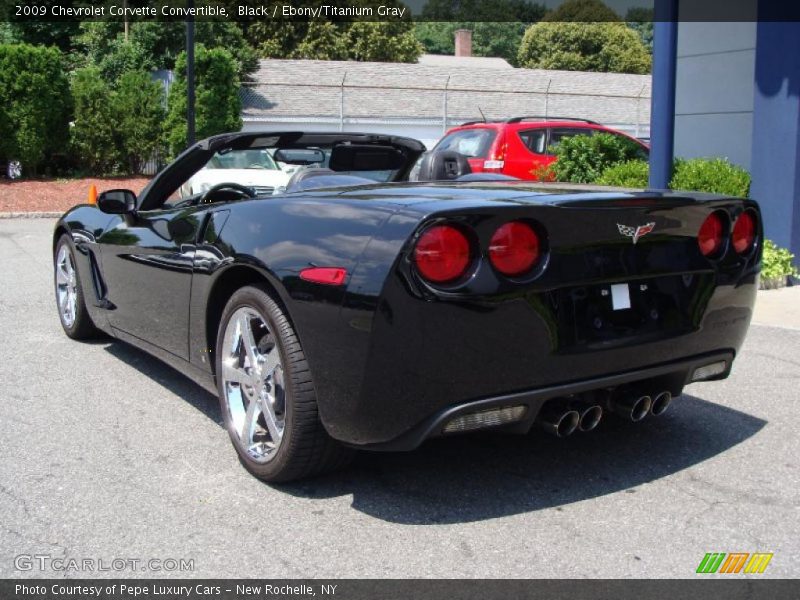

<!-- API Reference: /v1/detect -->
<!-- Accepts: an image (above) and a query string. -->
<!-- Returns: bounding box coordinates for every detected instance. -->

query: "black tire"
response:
[215,284,353,482]
[53,234,101,340]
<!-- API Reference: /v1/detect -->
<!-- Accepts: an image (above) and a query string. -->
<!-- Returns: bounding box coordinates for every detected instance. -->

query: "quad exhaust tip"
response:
[537,404,580,438]
[650,391,672,416]
[578,404,603,432]
[610,394,652,422]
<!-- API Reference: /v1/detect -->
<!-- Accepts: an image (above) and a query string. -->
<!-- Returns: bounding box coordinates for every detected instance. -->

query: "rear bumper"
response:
[353,350,734,451]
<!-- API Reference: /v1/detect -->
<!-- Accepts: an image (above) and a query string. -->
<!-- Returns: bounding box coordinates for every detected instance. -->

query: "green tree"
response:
[76,21,257,80]
[626,7,654,53]
[0,44,71,173]
[348,21,423,63]
[542,0,620,21]
[246,1,422,63]
[2,21,81,52]
[518,22,651,74]
[113,70,166,174]
[70,66,121,174]
[0,23,19,44]
[164,46,242,157]
[293,22,350,60]
[95,37,157,83]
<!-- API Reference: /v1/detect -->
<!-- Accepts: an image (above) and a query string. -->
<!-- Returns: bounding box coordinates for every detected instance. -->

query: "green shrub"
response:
[549,133,647,183]
[164,45,242,157]
[70,67,121,174]
[517,21,651,74]
[71,67,165,175]
[0,43,71,174]
[113,70,165,174]
[669,157,750,198]
[597,159,650,187]
[761,240,799,288]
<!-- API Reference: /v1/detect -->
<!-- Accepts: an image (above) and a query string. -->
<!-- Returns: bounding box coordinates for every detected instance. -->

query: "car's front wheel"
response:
[216,284,352,482]
[53,234,100,340]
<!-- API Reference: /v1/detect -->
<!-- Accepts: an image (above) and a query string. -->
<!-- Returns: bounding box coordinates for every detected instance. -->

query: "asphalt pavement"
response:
[0,218,798,578]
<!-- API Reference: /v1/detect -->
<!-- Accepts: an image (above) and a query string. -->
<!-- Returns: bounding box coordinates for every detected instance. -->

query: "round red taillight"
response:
[489,221,541,276]
[698,212,725,257]
[413,224,471,284]
[732,210,757,255]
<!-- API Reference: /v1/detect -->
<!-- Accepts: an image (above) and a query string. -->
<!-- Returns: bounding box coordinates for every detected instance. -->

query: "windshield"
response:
[207,149,280,170]
[434,128,497,158]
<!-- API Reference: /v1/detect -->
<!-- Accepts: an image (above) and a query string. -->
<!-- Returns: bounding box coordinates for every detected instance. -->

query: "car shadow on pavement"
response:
[104,342,766,525]
[279,395,766,524]
[104,342,221,425]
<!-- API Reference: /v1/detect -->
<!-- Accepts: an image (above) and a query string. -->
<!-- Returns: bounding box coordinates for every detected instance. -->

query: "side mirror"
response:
[97,189,136,214]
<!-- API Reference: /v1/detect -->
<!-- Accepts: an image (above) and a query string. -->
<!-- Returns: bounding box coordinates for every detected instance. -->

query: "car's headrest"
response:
[414,151,471,181]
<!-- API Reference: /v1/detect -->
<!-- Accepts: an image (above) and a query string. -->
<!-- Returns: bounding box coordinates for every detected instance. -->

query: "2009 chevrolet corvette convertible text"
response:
[53,131,761,481]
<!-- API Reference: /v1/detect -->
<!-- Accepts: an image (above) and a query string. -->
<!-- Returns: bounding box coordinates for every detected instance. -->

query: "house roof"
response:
[241,58,651,129]
[416,54,513,69]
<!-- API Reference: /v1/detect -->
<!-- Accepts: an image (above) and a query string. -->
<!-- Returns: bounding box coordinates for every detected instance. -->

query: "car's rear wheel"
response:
[216,284,352,482]
[54,235,100,340]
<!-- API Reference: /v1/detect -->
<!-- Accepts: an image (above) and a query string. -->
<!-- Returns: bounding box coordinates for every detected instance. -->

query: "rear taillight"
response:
[732,210,757,255]
[698,211,726,258]
[413,224,472,284]
[489,221,541,276]
[484,134,506,171]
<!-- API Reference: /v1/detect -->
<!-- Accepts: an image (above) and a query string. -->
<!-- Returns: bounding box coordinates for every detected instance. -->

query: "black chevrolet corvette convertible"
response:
[53,131,761,481]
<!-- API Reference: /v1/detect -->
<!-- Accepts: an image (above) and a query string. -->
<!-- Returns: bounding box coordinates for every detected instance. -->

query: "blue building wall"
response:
[663,7,800,265]
[749,21,800,260]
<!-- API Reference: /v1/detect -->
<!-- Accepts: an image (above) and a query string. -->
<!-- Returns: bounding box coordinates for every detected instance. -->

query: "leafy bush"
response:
[761,240,799,288]
[113,70,166,174]
[164,46,242,157]
[669,157,751,198]
[77,21,257,80]
[517,21,651,74]
[248,16,423,63]
[549,133,647,183]
[70,67,121,174]
[348,21,424,63]
[597,159,650,187]
[0,44,71,174]
[71,67,165,175]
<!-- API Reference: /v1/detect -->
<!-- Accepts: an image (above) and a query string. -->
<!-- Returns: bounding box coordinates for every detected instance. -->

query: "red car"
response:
[431,116,650,180]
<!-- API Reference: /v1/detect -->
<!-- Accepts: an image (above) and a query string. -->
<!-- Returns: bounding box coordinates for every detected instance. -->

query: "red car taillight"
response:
[483,133,506,171]
[489,221,541,276]
[413,224,472,284]
[732,210,757,255]
[698,211,726,258]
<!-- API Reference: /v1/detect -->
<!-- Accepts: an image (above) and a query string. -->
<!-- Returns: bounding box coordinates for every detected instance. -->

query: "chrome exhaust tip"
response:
[537,404,580,438]
[650,391,673,416]
[578,404,603,432]
[610,394,652,422]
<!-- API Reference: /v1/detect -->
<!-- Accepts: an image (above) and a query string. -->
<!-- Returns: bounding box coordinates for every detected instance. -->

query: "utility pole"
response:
[123,0,128,41]
[186,0,196,146]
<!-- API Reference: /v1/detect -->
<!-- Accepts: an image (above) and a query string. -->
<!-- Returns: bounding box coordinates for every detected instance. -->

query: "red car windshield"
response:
[434,128,497,158]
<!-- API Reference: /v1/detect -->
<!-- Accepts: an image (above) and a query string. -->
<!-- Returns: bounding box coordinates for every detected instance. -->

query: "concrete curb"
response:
[0,212,61,219]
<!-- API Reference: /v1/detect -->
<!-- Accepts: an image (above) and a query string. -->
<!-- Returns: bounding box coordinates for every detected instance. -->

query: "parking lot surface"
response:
[1,218,798,578]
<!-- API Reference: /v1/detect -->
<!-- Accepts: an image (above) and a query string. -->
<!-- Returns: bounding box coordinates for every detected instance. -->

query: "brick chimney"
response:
[454,29,472,57]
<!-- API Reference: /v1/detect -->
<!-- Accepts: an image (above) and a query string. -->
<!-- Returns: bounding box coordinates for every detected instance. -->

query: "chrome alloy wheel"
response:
[221,307,286,463]
[55,245,78,328]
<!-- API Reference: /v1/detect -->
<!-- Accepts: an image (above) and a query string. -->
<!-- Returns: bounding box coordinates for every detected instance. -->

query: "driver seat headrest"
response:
[415,151,472,182]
